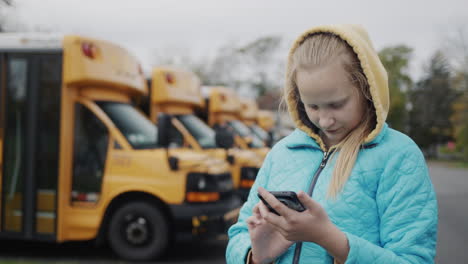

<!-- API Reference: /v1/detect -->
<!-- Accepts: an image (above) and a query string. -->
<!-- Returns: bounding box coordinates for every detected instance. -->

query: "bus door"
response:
[0,52,62,240]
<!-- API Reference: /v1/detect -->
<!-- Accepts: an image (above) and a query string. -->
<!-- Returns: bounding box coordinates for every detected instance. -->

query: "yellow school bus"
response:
[137,67,262,201]
[257,110,277,146]
[0,33,239,261]
[200,86,269,160]
[239,98,275,147]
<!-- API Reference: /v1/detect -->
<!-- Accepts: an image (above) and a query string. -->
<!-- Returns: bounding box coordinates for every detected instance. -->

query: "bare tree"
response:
[443,26,468,91]
[235,36,284,97]
[1,0,15,32]
[149,36,285,99]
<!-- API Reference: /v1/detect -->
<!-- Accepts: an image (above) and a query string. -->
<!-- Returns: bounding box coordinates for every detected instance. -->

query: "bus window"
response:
[72,104,109,202]
[177,115,217,149]
[35,55,62,233]
[97,102,158,149]
[2,57,28,232]
[250,124,269,142]
[228,120,264,148]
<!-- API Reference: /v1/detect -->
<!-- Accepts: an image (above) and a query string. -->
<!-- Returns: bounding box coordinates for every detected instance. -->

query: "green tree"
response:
[444,26,468,161]
[378,45,413,132]
[451,92,468,160]
[409,51,458,157]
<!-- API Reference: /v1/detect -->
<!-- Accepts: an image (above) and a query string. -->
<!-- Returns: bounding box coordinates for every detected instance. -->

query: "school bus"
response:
[0,33,239,261]
[200,86,269,160]
[239,98,275,147]
[137,67,262,201]
[257,110,277,146]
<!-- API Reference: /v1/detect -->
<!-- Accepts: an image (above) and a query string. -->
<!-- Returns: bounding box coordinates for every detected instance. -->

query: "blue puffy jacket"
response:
[227,124,437,263]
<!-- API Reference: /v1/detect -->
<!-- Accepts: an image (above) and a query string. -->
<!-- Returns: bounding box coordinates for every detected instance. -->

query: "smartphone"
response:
[257,191,306,216]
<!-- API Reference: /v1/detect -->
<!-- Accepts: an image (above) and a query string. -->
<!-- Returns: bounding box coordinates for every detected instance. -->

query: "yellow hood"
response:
[286,24,389,150]
[168,149,230,174]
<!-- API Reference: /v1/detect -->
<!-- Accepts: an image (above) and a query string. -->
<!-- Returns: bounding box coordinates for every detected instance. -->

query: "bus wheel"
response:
[107,201,169,261]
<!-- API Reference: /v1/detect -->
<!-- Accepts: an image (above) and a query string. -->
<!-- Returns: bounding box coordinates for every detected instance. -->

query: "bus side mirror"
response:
[168,156,179,170]
[157,113,171,148]
[214,126,234,149]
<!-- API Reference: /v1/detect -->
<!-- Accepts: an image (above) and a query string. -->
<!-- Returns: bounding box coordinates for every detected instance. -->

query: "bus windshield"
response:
[228,120,265,148]
[97,102,158,149]
[250,124,269,142]
[177,114,217,149]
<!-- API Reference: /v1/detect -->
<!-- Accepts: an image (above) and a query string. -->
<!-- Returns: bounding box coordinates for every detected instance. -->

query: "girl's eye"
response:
[308,105,319,110]
[330,102,344,109]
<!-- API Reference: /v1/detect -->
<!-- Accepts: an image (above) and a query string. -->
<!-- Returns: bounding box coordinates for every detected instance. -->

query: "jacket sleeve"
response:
[226,151,273,264]
[345,144,438,264]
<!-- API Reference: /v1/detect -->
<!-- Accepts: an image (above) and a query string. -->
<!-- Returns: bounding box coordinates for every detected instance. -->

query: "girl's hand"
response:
[257,187,349,262]
[247,202,293,264]
[257,187,332,243]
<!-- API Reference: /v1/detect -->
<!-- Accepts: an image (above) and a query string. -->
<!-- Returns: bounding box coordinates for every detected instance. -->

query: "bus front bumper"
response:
[169,195,242,240]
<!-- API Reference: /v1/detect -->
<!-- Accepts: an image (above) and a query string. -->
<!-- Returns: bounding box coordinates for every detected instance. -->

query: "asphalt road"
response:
[0,162,466,263]
[0,236,228,263]
[429,162,468,263]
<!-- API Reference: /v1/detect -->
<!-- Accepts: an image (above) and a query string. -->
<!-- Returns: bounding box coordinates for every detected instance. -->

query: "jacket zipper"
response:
[307,149,334,195]
[293,149,334,264]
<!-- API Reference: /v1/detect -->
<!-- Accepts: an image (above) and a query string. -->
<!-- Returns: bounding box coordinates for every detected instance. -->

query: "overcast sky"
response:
[3,0,468,79]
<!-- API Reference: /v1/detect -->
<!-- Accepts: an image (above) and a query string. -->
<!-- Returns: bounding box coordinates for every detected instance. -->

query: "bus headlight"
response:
[186,173,233,202]
[197,177,207,190]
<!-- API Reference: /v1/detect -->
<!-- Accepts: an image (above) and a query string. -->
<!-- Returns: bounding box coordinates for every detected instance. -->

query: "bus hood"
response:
[167,149,230,175]
[227,148,263,168]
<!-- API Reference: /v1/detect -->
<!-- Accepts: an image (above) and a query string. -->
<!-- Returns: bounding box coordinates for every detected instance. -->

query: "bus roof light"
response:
[82,42,96,59]
[165,73,175,84]
[138,64,144,75]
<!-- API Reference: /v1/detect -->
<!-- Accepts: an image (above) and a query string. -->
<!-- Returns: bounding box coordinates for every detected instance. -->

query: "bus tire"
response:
[107,201,169,261]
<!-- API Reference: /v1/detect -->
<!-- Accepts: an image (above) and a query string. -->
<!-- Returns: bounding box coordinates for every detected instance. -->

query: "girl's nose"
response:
[318,112,335,129]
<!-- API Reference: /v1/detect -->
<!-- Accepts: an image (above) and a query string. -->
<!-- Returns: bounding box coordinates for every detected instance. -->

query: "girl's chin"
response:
[325,135,345,146]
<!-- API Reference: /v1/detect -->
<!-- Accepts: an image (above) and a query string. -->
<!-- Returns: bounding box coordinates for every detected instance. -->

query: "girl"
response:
[226,24,438,264]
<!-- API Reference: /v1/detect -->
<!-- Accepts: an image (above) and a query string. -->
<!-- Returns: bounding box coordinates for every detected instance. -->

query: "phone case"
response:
[258,191,305,215]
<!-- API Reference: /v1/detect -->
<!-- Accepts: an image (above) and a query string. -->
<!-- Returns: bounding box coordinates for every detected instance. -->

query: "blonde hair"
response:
[283,33,376,198]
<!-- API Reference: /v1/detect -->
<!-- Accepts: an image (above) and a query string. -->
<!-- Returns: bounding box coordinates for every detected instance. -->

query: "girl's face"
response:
[296,59,366,147]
